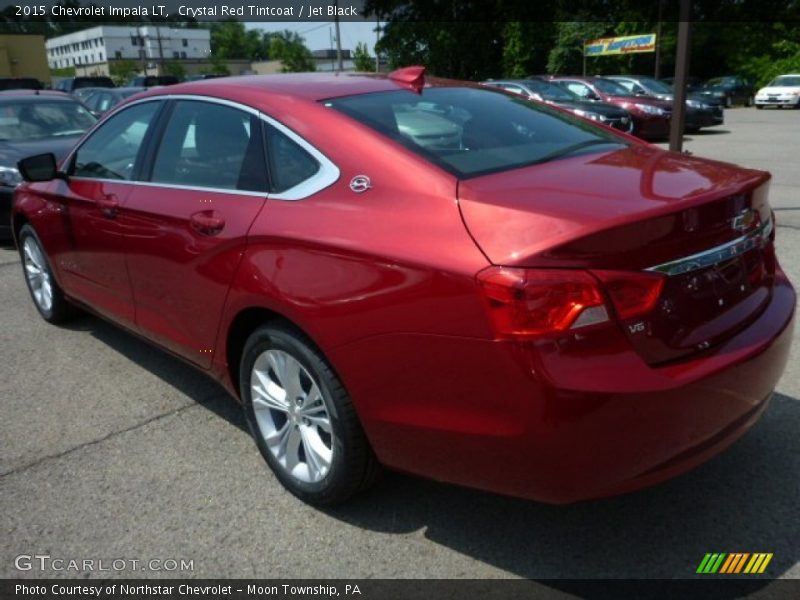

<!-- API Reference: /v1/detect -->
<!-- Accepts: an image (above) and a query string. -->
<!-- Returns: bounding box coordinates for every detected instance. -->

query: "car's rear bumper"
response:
[331,270,795,503]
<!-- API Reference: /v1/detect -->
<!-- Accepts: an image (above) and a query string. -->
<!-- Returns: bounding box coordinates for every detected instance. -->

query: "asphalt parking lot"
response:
[1,107,798,584]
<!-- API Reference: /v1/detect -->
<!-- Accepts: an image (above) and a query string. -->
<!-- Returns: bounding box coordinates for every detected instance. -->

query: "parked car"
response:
[82,87,146,116]
[607,75,723,132]
[0,90,96,238]
[660,76,703,92]
[697,76,755,107]
[54,76,115,94]
[754,74,800,109]
[482,78,634,133]
[548,76,672,139]
[127,75,180,88]
[185,74,226,82]
[72,86,109,103]
[0,78,43,91]
[12,70,794,506]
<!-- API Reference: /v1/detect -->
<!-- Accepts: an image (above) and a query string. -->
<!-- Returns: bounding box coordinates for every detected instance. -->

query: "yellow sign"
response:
[584,34,657,57]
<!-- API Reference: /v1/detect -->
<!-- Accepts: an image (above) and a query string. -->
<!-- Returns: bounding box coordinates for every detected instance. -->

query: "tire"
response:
[725,96,732,108]
[240,323,380,505]
[18,224,76,324]
[756,105,764,110]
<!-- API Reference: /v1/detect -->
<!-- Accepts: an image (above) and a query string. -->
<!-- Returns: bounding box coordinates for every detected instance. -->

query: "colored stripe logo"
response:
[697,553,773,574]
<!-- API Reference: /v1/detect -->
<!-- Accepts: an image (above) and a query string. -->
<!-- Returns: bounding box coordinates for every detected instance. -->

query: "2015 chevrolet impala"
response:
[12,68,795,505]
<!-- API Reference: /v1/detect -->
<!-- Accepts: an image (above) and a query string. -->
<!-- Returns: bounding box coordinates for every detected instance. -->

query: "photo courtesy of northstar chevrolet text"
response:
[1,0,798,593]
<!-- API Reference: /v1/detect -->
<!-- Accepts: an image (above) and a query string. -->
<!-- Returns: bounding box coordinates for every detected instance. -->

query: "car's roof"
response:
[0,90,74,102]
[137,72,472,103]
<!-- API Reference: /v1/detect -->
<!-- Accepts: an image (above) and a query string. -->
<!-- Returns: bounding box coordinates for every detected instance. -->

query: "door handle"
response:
[97,194,119,218]
[190,210,225,235]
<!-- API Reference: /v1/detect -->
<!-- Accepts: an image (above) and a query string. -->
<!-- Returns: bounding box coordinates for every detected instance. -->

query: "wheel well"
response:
[225,307,329,398]
[12,213,29,243]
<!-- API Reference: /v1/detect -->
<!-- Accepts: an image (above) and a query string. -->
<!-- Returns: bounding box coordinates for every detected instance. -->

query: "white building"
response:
[46,26,210,69]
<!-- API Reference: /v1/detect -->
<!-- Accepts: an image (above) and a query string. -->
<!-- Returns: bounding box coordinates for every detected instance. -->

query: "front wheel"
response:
[18,224,76,323]
[240,323,379,505]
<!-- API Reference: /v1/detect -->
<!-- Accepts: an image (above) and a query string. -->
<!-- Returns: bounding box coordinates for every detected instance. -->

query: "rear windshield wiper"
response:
[534,139,624,165]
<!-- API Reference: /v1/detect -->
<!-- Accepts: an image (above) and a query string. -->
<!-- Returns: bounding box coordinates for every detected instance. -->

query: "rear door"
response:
[119,98,268,368]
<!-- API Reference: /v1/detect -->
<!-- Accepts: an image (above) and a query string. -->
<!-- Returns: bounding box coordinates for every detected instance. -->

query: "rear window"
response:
[325,87,626,179]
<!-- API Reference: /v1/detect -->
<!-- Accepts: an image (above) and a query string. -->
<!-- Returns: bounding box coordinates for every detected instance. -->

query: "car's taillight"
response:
[592,270,665,320]
[476,267,608,339]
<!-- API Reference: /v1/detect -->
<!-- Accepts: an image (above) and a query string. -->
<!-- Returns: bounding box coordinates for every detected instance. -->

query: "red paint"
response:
[12,73,795,503]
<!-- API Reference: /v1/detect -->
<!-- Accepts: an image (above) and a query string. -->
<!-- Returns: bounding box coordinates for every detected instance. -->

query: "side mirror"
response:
[18,153,62,182]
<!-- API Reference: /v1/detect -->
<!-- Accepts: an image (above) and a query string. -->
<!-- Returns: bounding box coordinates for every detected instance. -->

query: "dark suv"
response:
[54,76,115,93]
[127,75,180,87]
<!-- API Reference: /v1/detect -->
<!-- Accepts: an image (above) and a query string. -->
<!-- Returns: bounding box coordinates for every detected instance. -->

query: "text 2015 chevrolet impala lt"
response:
[12,69,795,505]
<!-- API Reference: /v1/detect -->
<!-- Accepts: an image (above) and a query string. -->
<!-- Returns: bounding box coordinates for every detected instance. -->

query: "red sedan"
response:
[12,69,794,505]
[549,76,673,139]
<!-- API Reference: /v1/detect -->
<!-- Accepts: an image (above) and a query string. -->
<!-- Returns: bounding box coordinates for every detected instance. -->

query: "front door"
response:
[57,100,163,325]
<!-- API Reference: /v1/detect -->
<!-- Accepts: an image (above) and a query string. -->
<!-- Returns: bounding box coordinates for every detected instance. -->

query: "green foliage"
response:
[269,31,315,73]
[164,61,186,80]
[209,20,269,60]
[109,60,140,86]
[50,67,76,78]
[201,54,231,76]
[502,22,555,78]
[363,1,800,84]
[353,42,374,72]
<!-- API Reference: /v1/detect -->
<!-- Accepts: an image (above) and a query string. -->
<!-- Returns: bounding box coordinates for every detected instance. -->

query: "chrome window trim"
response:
[646,215,773,277]
[65,94,340,201]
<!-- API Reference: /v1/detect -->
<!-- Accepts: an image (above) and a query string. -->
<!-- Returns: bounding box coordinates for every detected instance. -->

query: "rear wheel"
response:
[756,105,764,110]
[240,323,379,505]
[18,225,75,323]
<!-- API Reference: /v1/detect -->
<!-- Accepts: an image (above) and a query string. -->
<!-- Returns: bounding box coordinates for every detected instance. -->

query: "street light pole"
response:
[669,0,692,152]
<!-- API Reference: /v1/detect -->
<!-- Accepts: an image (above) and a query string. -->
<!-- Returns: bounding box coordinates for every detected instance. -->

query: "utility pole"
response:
[582,40,587,76]
[654,0,664,79]
[334,1,343,72]
[329,28,335,71]
[669,0,692,152]
[375,19,380,72]
[155,26,165,75]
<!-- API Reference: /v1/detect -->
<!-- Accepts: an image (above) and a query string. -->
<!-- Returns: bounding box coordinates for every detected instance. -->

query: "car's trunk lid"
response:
[458,144,775,364]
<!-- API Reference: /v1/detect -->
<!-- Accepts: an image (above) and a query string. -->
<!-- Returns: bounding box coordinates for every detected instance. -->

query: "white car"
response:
[754,74,800,109]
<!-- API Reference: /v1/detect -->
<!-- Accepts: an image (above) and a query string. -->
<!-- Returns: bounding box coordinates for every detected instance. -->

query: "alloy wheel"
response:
[22,237,53,313]
[250,349,333,483]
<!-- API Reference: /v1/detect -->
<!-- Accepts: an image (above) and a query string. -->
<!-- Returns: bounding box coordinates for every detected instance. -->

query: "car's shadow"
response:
[62,312,798,587]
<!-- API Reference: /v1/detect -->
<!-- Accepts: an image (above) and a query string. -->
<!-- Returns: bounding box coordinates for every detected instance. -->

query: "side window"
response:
[264,124,320,194]
[617,81,635,92]
[150,100,268,193]
[504,85,526,96]
[565,82,590,98]
[72,101,159,180]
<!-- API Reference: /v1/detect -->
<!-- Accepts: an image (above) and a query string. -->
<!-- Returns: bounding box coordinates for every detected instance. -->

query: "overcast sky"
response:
[247,21,380,54]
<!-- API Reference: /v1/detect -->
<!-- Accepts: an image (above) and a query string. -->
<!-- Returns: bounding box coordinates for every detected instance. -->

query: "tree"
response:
[201,54,231,76]
[109,60,139,86]
[353,42,374,71]
[269,31,315,73]
[164,61,186,80]
[209,20,269,60]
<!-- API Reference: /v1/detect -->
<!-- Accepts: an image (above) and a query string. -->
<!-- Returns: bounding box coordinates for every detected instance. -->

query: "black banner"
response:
[3,580,800,600]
